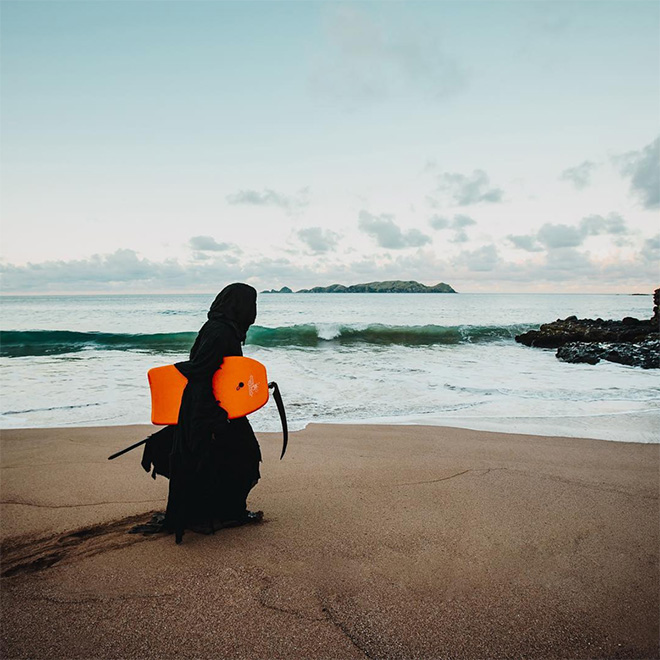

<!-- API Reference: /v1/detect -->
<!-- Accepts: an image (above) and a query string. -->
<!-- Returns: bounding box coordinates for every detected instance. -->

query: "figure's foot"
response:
[211,510,264,530]
[244,510,264,523]
[150,512,166,525]
[128,512,167,535]
[128,523,165,535]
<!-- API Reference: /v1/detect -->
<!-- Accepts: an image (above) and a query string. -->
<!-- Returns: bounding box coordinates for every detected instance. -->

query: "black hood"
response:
[207,283,257,342]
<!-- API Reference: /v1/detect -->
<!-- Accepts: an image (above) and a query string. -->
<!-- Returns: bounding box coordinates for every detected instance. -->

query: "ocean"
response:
[1,292,658,443]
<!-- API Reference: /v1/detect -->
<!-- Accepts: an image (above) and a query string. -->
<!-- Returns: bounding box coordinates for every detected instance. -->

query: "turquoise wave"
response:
[0,330,198,357]
[0,324,537,357]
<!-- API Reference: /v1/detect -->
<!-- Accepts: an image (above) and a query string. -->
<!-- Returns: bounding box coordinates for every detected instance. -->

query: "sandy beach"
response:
[1,423,658,659]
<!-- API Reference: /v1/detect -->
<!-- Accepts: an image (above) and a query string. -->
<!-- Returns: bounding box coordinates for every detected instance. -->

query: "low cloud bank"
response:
[508,213,630,252]
[1,240,657,294]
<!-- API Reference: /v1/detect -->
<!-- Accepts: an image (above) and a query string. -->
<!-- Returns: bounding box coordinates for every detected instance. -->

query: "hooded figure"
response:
[157,283,262,543]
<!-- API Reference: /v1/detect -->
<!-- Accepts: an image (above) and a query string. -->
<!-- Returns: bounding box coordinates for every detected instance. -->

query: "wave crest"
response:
[0,324,537,357]
[0,330,197,357]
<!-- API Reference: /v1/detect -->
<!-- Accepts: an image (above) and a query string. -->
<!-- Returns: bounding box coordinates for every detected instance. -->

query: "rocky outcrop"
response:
[515,315,655,349]
[261,286,293,294]
[515,289,659,369]
[556,338,660,369]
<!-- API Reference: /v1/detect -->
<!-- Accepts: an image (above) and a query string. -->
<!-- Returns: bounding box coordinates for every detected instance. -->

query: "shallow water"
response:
[1,293,657,443]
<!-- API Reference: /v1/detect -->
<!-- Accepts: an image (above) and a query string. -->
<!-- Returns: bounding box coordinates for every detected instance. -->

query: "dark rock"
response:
[557,339,660,369]
[555,343,602,365]
[261,286,294,293]
[516,317,655,348]
[515,289,659,369]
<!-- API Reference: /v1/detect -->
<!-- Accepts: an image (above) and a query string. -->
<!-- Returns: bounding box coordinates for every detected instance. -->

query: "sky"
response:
[1,0,659,294]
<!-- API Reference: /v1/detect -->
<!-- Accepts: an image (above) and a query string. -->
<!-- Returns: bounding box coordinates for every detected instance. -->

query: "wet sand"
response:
[1,423,658,659]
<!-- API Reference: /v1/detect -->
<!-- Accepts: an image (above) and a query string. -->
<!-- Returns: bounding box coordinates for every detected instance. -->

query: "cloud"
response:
[544,247,594,274]
[309,7,467,104]
[640,234,660,263]
[509,213,630,252]
[454,244,500,272]
[559,160,597,190]
[0,250,191,292]
[450,232,469,244]
[616,137,660,209]
[358,210,431,249]
[189,236,233,252]
[537,223,584,249]
[2,239,657,294]
[297,227,340,254]
[429,213,476,243]
[507,234,544,252]
[226,187,309,213]
[428,215,449,230]
[579,213,627,236]
[452,214,477,229]
[437,170,503,206]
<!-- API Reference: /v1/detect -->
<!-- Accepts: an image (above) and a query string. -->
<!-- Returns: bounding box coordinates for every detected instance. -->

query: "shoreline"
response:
[2,423,658,658]
[340,409,660,444]
[2,408,658,444]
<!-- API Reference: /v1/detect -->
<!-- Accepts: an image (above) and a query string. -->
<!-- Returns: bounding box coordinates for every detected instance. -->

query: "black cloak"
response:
[142,283,261,544]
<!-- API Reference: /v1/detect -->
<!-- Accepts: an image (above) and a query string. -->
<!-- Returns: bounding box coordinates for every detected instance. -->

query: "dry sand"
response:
[1,423,658,659]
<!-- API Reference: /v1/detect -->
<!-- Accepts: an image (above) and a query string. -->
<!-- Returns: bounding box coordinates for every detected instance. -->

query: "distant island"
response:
[261,280,456,294]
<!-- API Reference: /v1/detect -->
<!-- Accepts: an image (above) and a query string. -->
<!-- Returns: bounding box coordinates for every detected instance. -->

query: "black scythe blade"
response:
[268,381,288,459]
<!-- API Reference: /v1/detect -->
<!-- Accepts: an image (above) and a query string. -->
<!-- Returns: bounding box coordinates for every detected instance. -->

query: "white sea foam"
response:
[315,323,343,341]
[1,293,657,443]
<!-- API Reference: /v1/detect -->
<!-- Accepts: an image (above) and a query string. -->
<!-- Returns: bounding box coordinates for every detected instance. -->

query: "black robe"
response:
[142,284,261,543]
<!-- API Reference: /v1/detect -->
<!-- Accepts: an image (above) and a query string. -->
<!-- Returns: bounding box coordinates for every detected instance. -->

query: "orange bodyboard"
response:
[148,356,269,425]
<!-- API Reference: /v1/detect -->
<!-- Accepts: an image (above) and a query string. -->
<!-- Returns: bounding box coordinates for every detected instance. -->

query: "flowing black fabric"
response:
[161,283,261,543]
[141,426,174,479]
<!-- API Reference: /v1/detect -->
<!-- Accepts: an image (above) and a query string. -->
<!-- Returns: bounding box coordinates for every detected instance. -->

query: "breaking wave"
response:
[0,330,198,357]
[0,324,538,357]
[247,323,537,346]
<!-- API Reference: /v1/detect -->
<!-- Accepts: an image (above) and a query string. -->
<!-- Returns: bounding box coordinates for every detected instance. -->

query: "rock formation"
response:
[260,286,293,294]
[515,289,659,369]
